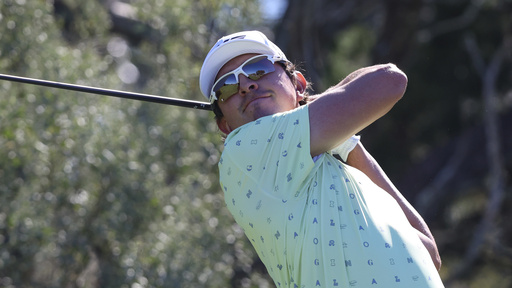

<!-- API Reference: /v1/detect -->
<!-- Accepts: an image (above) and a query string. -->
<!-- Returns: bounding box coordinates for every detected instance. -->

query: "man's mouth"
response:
[244,95,269,112]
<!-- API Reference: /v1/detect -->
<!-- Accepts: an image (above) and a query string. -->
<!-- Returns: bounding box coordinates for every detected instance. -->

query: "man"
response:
[199,30,443,287]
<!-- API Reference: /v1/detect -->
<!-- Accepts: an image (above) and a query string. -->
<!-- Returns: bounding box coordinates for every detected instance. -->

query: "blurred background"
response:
[0,0,511,287]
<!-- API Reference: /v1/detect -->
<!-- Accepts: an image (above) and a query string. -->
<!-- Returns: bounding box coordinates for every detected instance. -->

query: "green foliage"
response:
[0,0,271,287]
[325,25,376,87]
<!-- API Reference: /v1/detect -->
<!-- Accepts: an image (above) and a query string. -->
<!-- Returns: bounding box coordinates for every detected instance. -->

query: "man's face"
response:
[215,53,303,134]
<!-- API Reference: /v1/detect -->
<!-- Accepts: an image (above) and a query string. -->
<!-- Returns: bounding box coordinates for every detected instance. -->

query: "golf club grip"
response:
[0,73,212,111]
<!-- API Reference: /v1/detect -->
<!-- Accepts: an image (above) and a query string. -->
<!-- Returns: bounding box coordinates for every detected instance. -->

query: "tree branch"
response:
[415,134,471,218]
[447,32,507,282]
[418,0,487,42]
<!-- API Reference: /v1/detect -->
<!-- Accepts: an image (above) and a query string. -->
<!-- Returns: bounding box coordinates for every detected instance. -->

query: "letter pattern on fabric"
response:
[219,106,444,288]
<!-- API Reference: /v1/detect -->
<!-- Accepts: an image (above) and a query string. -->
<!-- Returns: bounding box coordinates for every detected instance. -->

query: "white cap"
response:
[199,30,288,102]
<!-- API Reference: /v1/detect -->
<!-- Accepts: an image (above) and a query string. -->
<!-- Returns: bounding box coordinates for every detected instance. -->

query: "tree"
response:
[0,0,274,287]
[274,0,512,286]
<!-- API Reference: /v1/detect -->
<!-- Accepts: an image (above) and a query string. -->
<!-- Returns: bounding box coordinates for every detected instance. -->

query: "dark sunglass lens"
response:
[213,73,238,101]
[243,58,275,80]
[213,74,236,92]
[217,85,239,102]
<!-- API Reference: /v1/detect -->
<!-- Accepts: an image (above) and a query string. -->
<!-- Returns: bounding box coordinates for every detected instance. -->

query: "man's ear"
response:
[217,118,232,135]
[294,71,307,100]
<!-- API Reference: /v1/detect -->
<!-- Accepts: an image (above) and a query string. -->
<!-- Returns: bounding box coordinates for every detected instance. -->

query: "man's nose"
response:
[238,74,258,95]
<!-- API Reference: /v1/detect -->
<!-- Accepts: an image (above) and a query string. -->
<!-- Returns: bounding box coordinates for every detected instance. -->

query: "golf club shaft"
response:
[0,73,212,111]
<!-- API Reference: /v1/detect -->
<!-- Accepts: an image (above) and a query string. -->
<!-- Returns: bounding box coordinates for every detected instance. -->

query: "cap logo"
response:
[224,35,246,43]
[214,34,247,49]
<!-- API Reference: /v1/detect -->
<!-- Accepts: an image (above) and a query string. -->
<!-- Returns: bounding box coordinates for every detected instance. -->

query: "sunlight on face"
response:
[216,54,302,133]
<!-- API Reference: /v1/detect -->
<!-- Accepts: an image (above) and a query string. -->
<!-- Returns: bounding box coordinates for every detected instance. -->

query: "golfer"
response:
[200,30,443,287]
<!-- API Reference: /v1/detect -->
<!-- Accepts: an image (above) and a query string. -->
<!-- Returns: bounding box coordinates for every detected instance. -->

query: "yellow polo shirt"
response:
[218,105,444,288]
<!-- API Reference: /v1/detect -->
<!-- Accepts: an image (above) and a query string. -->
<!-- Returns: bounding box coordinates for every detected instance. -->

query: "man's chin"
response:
[246,98,291,121]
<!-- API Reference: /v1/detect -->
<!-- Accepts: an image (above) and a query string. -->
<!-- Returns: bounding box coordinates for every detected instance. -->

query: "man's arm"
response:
[346,142,442,270]
[307,64,407,157]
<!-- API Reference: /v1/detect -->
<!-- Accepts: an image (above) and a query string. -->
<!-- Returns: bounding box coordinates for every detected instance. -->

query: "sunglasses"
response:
[210,54,283,103]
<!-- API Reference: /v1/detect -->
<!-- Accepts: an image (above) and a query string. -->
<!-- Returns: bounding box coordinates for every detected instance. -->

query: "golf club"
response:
[0,73,212,111]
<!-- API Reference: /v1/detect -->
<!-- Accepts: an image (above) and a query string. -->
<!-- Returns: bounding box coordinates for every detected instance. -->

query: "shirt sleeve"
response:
[219,105,315,199]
